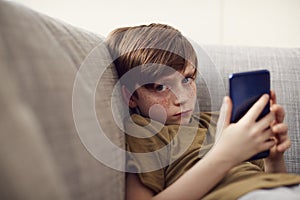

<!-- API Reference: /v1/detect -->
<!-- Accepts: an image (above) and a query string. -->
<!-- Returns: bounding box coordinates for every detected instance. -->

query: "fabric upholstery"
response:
[0,1,124,200]
[0,1,299,200]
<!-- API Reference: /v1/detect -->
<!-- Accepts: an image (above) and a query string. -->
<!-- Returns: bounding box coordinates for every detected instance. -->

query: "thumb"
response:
[216,96,232,141]
[223,96,232,126]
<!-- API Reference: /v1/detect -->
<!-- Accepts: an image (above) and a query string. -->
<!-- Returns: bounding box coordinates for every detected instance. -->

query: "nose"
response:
[173,85,190,105]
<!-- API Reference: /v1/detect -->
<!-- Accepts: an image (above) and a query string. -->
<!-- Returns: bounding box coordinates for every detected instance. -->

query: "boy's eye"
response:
[182,76,194,84]
[155,84,168,92]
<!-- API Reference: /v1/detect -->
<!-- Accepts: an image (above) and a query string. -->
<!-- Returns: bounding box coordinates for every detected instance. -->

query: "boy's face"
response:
[129,65,197,125]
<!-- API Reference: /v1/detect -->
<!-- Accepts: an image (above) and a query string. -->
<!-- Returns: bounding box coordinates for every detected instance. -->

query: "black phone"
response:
[229,69,270,160]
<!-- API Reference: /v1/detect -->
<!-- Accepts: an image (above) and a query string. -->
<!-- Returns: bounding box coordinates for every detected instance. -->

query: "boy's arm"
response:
[126,149,235,200]
[152,148,235,200]
[126,173,154,200]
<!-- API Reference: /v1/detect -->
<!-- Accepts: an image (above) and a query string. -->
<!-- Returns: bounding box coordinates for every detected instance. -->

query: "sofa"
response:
[0,1,299,199]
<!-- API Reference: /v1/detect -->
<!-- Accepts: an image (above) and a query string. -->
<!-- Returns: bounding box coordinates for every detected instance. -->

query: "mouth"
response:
[174,110,192,117]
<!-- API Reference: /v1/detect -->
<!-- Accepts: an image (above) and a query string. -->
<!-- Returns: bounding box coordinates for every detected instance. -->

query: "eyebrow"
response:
[155,67,196,84]
[183,67,196,77]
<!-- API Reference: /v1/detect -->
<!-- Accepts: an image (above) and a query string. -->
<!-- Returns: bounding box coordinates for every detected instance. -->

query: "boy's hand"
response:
[214,94,276,165]
[270,90,290,152]
[263,91,290,172]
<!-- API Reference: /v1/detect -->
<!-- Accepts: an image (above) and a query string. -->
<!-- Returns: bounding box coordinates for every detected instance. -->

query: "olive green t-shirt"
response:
[125,112,300,199]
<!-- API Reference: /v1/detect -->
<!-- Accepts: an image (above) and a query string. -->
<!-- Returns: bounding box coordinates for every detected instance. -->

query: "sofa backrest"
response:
[0,1,124,200]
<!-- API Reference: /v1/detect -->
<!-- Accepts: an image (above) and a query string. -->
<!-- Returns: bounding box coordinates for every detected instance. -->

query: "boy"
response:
[106,23,300,200]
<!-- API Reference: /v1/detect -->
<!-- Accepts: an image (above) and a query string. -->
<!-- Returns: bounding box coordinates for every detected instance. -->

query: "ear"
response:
[121,85,137,108]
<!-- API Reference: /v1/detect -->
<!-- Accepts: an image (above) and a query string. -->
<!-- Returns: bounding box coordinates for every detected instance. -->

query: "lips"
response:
[174,110,192,117]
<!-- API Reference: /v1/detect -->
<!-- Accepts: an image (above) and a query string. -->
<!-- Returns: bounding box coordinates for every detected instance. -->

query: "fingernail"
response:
[223,97,227,105]
[262,94,269,100]
[223,97,228,111]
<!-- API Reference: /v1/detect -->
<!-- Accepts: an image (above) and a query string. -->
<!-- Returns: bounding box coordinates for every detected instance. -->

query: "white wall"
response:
[12,0,300,47]
[223,0,300,47]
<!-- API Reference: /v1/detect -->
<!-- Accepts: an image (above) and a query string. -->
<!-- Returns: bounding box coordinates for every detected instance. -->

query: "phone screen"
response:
[229,70,270,123]
[229,69,270,160]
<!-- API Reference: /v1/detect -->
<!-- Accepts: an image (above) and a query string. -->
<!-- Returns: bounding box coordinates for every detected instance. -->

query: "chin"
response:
[167,117,192,125]
[179,119,192,125]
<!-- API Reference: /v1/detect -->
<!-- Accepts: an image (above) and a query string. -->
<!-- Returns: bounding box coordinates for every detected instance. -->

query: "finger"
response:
[249,127,274,146]
[216,98,226,139]
[256,111,275,131]
[223,96,232,127]
[216,96,231,139]
[272,124,289,145]
[260,128,274,143]
[277,139,291,152]
[275,134,289,147]
[270,104,285,123]
[261,137,276,151]
[240,94,270,123]
[270,90,277,105]
[271,123,288,134]
[270,136,278,144]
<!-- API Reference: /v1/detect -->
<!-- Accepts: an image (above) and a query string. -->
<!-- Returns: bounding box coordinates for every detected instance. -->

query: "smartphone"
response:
[229,69,270,160]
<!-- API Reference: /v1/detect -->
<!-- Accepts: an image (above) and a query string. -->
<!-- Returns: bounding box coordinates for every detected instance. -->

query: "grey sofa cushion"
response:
[0,1,124,200]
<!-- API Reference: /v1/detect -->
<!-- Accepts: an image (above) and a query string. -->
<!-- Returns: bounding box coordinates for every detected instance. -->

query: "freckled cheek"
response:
[158,99,170,109]
[143,97,170,112]
[187,83,197,98]
[153,98,170,109]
